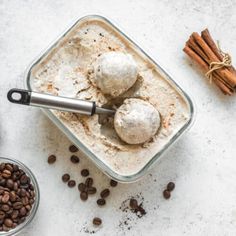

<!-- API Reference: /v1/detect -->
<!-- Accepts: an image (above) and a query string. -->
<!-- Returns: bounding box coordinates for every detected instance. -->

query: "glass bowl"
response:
[0,157,40,236]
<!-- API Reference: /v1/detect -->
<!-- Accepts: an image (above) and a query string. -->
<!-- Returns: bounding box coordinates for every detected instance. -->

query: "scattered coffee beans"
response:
[78,183,86,192]
[87,187,97,194]
[129,198,138,209]
[70,155,80,164]
[163,182,175,199]
[78,177,96,201]
[163,190,171,199]
[80,191,88,201]
[167,182,175,191]
[62,174,70,183]
[69,145,78,153]
[110,179,118,187]
[68,180,76,188]
[85,178,93,187]
[97,198,106,206]
[81,169,89,177]
[47,155,56,164]
[100,189,110,199]
[0,162,36,232]
[93,217,102,226]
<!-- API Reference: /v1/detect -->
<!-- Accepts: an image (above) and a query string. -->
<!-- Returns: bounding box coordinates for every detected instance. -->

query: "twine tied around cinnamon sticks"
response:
[205,42,232,83]
[183,29,236,95]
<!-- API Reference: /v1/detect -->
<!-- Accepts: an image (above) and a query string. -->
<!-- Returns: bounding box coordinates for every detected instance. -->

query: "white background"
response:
[0,0,236,235]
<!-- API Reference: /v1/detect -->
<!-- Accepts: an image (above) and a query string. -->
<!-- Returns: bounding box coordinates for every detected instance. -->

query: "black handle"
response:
[7,89,31,105]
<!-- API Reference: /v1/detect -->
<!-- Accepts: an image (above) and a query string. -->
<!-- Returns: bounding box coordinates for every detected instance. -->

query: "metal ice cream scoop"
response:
[7,88,115,116]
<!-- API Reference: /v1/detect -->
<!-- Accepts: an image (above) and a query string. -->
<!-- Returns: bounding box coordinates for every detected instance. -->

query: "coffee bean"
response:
[12,165,19,172]
[30,191,35,198]
[20,207,27,216]
[4,218,13,228]
[13,182,18,191]
[1,204,10,212]
[29,198,34,205]
[0,163,5,171]
[29,184,34,191]
[20,175,29,184]
[22,196,29,206]
[97,198,105,206]
[0,179,6,186]
[70,155,80,164]
[81,169,89,177]
[110,179,118,187]
[47,155,56,164]
[62,174,70,183]
[20,184,29,189]
[80,191,88,201]
[6,179,14,189]
[25,205,31,211]
[1,193,9,203]
[78,183,86,192]
[20,189,26,197]
[69,145,78,153]
[167,182,175,191]
[85,178,93,187]
[13,202,23,210]
[6,208,13,215]
[100,189,110,198]
[93,217,102,226]
[2,170,11,178]
[87,187,97,194]
[129,198,138,209]
[9,191,16,202]
[11,210,19,219]
[163,190,171,199]
[0,211,5,220]
[5,164,13,173]
[68,180,76,188]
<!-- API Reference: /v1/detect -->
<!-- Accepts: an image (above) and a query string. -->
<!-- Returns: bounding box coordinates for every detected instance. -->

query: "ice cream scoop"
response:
[7,88,115,116]
[114,98,161,144]
[94,52,138,97]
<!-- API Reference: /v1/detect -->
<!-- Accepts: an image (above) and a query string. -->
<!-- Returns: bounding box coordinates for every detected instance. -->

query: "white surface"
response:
[0,0,235,235]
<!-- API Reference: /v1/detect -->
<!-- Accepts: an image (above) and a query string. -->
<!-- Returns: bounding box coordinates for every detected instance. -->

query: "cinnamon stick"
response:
[191,32,236,87]
[201,29,223,61]
[184,29,236,95]
[201,28,236,75]
[183,45,233,95]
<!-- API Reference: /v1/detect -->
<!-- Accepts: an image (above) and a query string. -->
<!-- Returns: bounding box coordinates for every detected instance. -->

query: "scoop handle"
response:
[7,88,31,105]
[7,88,96,115]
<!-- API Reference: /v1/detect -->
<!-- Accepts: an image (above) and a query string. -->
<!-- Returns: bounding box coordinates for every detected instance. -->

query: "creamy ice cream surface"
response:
[114,98,160,144]
[31,17,191,177]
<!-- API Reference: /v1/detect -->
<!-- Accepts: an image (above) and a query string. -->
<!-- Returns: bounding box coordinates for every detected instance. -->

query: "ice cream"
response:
[94,52,138,97]
[114,98,161,144]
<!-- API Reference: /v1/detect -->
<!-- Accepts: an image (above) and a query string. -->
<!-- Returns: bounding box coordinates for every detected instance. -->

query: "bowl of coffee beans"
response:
[0,157,39,235]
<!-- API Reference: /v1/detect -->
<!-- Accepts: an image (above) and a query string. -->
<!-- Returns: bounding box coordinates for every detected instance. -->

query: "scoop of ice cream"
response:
[114,98,161,144]
[94,52,138,97]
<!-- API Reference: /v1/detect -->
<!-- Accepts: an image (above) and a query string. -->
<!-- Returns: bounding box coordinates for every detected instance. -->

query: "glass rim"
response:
[0,157,40,235]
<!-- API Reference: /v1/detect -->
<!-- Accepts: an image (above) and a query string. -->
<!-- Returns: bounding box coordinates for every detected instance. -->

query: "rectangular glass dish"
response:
[25,15,194,182]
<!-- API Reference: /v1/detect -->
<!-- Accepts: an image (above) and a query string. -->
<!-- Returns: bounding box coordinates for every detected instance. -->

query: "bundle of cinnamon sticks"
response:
[183,29,236,95]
